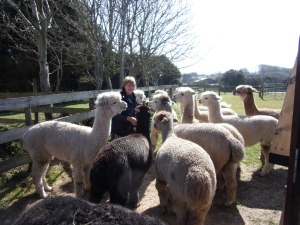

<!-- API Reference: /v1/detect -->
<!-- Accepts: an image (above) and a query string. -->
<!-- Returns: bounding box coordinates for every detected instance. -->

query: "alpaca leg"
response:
[90,185,106,203]
[217,174,225,190]
[186,207,210,225]
[128,172,145,208]
[150,127,159,157]
[72,166,85,198]
[109,188,128,205]
[31,159,51,198]
[83,164,91,191]
[155,179,171,212]
[222,163,238,206]
[42,162,52,192]
[173,201,188,225]
[260,144,274,176]
[110,168,131,205]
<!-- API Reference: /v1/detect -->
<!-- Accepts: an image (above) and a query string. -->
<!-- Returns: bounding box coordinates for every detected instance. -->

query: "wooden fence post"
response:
[24,107,33,126]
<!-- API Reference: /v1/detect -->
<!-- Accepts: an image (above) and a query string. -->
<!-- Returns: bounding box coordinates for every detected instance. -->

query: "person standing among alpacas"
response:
[111,76,138,138]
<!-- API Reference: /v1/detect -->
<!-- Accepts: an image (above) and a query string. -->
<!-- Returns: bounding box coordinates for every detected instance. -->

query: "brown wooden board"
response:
[269,59,297,166]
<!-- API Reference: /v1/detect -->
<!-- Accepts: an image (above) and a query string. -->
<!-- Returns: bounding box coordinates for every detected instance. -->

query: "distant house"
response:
[181,73,206,85]
[193,78,218,86]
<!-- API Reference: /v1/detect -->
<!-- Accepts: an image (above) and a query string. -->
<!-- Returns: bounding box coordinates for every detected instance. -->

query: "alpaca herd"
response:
[17,86,281,225]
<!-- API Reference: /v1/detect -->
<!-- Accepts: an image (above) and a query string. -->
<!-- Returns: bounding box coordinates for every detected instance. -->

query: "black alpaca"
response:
[14,195,167,225]
[90,104,152,207]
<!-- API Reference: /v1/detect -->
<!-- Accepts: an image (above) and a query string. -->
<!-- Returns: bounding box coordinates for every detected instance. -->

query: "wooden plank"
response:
[0,110,96,144]
[0,118,26,124]
[269,60,297,162]
[0,90,107,111]
[0,86,177,111]
[0,153,32,174]
[0,126,32,144]
[54,110,96,123]
[283,43,300,225]
[30,107,90,114]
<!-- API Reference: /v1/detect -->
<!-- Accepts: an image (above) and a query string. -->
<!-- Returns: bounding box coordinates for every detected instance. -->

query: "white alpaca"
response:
[172,87,244,145]
[174,123,244,206]
[199,91,278,176]
[23,92,127,198]
[154,111,216,225]
[134,89,146,104]
[149,91,178,155]
[172,87,236,123]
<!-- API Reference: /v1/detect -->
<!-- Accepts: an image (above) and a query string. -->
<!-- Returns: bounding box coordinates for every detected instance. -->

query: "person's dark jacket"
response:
[111,90,137,137]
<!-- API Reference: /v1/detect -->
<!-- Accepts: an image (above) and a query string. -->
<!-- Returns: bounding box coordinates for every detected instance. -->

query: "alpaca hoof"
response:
[39,192,48,198]
[259,171,266,176]
[224,201,233,207]
[45,186,53,192]
[128,202,140,209]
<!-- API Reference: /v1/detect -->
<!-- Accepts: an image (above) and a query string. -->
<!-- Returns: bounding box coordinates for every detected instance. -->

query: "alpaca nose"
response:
[232,91,236,95]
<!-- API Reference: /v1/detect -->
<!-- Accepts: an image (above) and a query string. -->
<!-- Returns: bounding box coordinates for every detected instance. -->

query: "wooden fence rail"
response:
[0,85,177,173]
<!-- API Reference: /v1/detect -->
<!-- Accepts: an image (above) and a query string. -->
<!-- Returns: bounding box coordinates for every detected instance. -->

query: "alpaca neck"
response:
[161,125,175,143]
[90,108,112,149]
[208,101,223,123]
[136,114,152,166]
[243,94,258,115]
[156,103,172,113]
[181,98,195,123]
[136,117,151,142]
[194,96,207,121]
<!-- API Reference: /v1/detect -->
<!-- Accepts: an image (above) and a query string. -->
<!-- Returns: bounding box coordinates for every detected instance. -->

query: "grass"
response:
[0,91,285,209]
[0,100,90,132]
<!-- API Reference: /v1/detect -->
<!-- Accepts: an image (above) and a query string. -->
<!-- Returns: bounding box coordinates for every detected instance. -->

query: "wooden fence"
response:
[0,85,178,173]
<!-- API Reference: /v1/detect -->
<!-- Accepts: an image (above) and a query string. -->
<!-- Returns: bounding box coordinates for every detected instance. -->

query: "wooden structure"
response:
[269,38,300,225]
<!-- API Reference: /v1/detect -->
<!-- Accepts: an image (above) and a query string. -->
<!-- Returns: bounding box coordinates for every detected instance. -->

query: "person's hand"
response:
[127,116,137,126]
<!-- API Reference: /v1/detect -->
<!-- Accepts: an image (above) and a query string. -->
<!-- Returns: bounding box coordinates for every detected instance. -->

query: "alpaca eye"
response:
[181,94,184,96]
[113,102,117,104]
[205,97,208,99]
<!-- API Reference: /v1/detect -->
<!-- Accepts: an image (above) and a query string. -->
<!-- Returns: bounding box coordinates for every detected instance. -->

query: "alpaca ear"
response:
[163,100,172,107]
[94,97,102,107]
[216,95,222,101]
[161,116,169,123]
[252,87,259,93]
[95,96,108,106]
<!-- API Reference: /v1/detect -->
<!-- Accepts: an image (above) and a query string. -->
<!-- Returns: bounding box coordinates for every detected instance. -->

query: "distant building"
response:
[193,78,218,85]
[181,73,207,85]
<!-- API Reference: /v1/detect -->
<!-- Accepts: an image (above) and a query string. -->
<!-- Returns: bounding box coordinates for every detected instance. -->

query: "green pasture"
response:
[0,91,285,209]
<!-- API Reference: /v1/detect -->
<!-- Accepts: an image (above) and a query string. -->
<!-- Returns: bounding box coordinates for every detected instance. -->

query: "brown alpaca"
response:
[233,85,281,119]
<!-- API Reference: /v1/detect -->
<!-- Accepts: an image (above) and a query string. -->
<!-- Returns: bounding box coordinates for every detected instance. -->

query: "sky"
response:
[177,0,300,75]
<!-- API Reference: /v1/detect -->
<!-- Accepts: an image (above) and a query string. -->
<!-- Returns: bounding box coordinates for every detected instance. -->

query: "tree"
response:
[155,55,181,85]
[221,69,246,87]
[124,0,195,86]
[1,0,54,92]
[47,1,95,92]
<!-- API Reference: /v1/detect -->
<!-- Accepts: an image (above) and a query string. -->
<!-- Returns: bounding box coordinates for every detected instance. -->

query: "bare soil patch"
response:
[0,161,287,225]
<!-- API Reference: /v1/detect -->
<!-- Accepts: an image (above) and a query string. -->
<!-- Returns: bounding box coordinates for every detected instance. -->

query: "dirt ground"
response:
[0,161,287,225]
